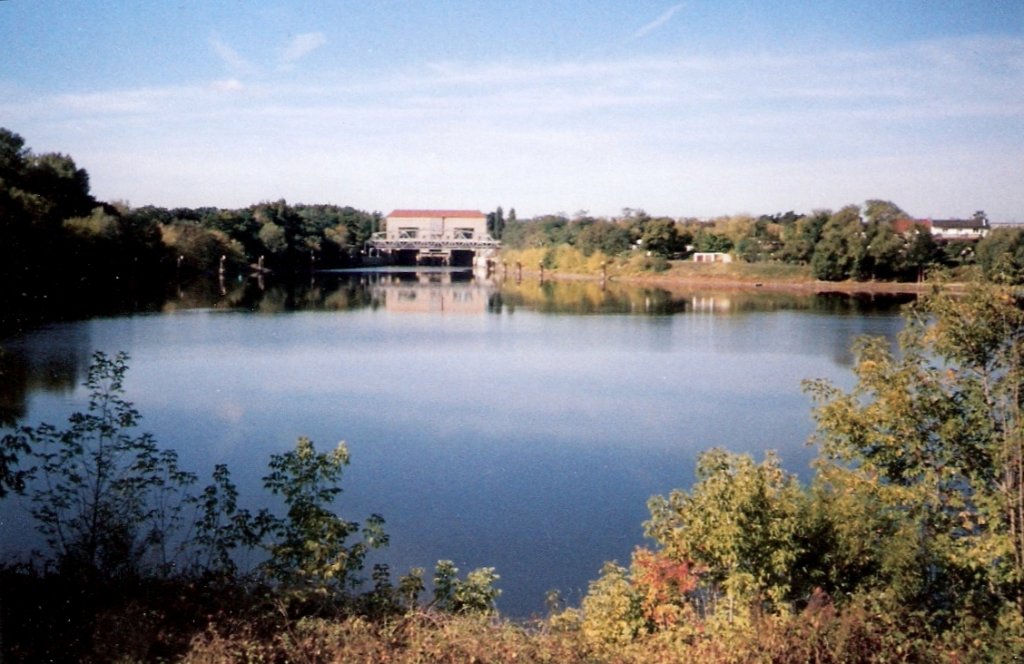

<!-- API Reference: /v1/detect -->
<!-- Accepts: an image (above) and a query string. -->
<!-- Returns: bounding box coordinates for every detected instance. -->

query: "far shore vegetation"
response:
[8,127,1024,660]
[4,125,1024,330]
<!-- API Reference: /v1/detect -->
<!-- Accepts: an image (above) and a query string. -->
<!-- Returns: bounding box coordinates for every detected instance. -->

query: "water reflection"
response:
[0,326,92,426]
[372,270,492,315]
[158,268,915,320]
[0,270,914,424]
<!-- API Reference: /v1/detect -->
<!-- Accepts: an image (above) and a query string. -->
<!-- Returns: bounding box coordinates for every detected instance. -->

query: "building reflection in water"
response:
[372,270,494,315]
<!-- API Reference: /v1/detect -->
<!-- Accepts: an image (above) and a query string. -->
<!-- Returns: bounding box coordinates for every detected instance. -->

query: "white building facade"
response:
[369,209,499,266]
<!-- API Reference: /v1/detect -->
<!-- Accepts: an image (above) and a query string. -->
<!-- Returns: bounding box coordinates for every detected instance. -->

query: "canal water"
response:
[0,269,910,616]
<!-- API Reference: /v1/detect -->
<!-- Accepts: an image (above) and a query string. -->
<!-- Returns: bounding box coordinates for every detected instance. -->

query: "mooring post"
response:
[539,262,544,283]
[515,261,522,283]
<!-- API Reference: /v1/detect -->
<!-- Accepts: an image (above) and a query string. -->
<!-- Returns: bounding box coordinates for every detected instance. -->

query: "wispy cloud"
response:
[280,32,327,68]
[15,36,1021,128]
[632,3,684,39]
[210,78,246,94]
[6,35,1021,219]
[210,36,253,74]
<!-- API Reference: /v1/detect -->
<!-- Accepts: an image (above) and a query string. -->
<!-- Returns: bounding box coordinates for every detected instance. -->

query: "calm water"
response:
[0,269,910,616]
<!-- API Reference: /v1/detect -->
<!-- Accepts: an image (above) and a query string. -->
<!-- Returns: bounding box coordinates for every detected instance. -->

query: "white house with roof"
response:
[892,215,990,241]
[929,217,990,241]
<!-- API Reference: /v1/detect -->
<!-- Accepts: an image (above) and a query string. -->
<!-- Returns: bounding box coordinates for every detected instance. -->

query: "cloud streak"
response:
[210,36,253,74]
[632,3,684,39]
[13,36,1021,132]
[280,32,327,67]
[4,35,1022,220]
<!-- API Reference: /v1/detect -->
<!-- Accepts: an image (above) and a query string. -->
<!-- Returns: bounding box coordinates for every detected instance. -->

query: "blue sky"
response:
[2,1,1022,221]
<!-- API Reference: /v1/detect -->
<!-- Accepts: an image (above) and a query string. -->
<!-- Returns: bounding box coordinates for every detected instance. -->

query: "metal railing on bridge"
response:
[367,233,501,251]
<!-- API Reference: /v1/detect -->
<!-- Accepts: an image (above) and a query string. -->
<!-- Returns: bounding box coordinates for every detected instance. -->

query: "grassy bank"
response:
[500,246,963,294]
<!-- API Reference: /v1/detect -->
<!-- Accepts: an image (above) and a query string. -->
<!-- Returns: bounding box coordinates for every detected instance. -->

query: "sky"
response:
[2,1,1023,222]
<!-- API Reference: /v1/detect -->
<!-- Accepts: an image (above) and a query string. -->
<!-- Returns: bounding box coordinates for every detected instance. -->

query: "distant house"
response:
[692,252,732,263]
[929,217,990,241]
[891,216,989,241]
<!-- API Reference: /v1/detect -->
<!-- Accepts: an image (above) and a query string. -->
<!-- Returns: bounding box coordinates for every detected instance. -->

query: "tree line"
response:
[6,124,1024,314]
[1,128,382,329]
[497,203,1024,284]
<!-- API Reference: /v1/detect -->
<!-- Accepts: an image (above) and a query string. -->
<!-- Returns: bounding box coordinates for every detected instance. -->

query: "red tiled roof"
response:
[387,209,486,219]
[892,218,932,234]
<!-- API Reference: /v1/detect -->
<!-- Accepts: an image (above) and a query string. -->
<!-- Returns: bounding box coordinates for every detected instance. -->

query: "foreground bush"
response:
[178,601,1024,663]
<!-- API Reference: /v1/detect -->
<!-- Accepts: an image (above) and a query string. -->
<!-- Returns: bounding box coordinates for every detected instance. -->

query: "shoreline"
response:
[514,268,951,296]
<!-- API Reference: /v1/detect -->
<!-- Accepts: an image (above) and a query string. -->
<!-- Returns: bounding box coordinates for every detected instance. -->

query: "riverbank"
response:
[521,260,960,296]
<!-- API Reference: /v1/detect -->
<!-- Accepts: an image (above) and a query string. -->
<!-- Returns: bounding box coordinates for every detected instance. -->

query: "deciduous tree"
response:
[807,285,1024,615]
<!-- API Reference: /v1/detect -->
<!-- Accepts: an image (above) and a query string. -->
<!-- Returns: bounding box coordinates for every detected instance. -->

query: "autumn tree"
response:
[645,449,807,616]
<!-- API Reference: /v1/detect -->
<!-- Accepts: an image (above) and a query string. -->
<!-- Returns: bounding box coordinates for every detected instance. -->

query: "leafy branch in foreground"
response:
[0,425,29,498]
[259,436,388,597]
[20,351,197,578]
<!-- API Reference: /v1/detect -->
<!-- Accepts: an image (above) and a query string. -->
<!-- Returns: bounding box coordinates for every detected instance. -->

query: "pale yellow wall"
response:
[385,214,488,240]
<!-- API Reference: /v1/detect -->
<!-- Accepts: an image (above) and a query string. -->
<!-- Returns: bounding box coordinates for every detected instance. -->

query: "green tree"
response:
[863,199,906,226]
[692,229,733,253]
[163,222,246,276]
[903,224,940,281]
[576,220,632,257]
[487,205,505,239]
[806,285,1024,616]
[22,152,95,228]
[431,559,501,614]
[863,218,905,280]
[0,425,29,498]
[977,227,1024,284]
[638,218,683,257]
[260,436,388,597]
[258,220,287,256]
[811,206,865,280]
[778,210,828,264]
[190,463,264,577]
